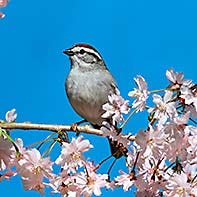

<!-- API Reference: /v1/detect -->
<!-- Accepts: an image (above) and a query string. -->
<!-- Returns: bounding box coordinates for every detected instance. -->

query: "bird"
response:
[63,43,127,158]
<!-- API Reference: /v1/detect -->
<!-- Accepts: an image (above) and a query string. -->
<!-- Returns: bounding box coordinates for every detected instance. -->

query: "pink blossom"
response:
[166,68,184,85]
[184,105,197,118]
[0,0,9,18]
[186,134,197,164]
[166,68,193,89]
[17,148,54,194]
[172,111,190,125]
[135,157,168,197]
[5,108,17,122]
[148,91,177,125]
[162,122,189,162]
[0,0,8,7]
[159,112,196,163]
[101,121,130,148]
[135,128,167,159]
[184,125,197,136]
[184,163,197,182]
[126,145,138,168]
[139,157,165,183]
[164,172,196,197]
[134,171,166,197]
[13,138,28,168]
[115,170,135,191]
[180,84,197,116]
[14,138,26,154]
[128,75,149,112]
[50,161,109,197]
[80,162,109,196]
[166,69,197,116]
[48,170,81,197]
[55,136,93,173]
[0,135,15,170]
[102,88,129,125]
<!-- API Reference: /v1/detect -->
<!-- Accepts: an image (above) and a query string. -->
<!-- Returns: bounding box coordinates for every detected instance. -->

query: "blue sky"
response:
[0,0,197,196]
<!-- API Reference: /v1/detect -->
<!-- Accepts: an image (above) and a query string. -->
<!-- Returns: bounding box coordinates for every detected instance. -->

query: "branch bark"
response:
[0,121,135,141]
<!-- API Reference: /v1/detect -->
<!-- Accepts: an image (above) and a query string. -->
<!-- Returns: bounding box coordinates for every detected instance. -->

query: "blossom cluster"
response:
[0,69,197,196]
[0,134,109,196]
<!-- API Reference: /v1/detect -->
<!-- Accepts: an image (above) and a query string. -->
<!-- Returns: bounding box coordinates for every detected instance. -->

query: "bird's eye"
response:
[79,49,85,54]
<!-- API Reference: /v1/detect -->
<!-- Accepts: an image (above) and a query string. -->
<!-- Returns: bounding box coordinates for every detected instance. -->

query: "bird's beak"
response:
[63,49,74,56]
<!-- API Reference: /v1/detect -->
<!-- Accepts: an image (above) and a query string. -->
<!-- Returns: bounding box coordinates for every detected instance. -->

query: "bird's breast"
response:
[65,68,116,125]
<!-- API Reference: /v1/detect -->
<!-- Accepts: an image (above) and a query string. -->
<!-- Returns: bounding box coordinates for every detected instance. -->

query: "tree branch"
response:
[0,121,135,141]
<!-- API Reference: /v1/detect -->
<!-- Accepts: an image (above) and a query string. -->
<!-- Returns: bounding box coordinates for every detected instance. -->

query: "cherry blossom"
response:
[166,68,193,89]
[164,172,197,197]
[14,138,26,154]
[135,127,167,160]
[166,68,184,85]
[17,148,54,194]
[148,91,177,125]
[55,136,93,173]
[184,163,197,182]
[172,111,190,125]
[115,170,135,191]
[138,157,165,184]
[101,121,130,148]
[128,75,149,112]
[180,83,197,116]
[162,127,185,161]
[49,170,81,197]
[0,135,15,171]
[0,0,9,18]
[79,162,109,196]
[102,88,129,124]
[0,0,8,7]
[5,108,17,122]
[126,145,138,168]
[50,161,109,197]
[186,134,197,164]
